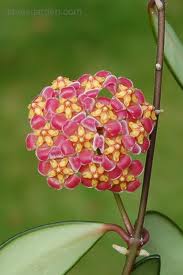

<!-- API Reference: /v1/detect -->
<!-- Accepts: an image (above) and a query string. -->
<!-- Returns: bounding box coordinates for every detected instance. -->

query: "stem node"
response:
[156,63,162,70]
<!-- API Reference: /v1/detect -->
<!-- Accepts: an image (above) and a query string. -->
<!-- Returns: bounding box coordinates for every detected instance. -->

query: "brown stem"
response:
[113,193,134,236]
[122,1,165,274]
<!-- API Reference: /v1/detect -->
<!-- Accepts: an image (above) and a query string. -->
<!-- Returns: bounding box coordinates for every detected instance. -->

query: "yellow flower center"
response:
[82,164,108,187]
[104,137,126,162]
[28,96,45,119]
[51,76,72,90]
[48,158,73,183]
[34,123,59,147]
[91,102,117,124]
[56,97,81,119]
[81,75,105,91]
[69,126,94,153]
[142,104,157,120]
[112,168,135,191]
[129,121,146,145]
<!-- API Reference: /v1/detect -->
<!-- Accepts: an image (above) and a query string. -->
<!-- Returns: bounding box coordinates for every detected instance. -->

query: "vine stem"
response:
[113,193,134,236]
[121,1,165,274]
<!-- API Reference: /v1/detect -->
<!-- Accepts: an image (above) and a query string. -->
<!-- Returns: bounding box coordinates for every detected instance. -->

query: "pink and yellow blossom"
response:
[26,71,156,192]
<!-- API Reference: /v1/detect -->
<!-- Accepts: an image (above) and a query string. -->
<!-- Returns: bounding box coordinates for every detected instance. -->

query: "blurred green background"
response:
[0,0,183,274]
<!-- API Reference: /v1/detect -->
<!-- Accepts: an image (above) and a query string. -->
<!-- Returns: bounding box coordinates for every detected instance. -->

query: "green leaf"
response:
[144,211,183,275]
[149,4,183,89]
[98,88,113,98]
[132,255,160,275]
[0,221,106,275]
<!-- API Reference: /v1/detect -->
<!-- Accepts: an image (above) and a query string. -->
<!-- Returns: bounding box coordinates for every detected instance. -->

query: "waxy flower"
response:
[26,71,156,192]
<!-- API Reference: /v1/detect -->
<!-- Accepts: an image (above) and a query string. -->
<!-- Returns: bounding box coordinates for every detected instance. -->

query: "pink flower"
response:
[38,158,80,190]
[26,72,156,193]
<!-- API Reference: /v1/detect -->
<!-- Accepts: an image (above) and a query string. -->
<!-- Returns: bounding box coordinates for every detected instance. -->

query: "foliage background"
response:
[0,0,183,274]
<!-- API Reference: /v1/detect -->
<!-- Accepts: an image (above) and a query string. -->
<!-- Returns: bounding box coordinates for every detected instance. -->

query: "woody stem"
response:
[121,1,165,274]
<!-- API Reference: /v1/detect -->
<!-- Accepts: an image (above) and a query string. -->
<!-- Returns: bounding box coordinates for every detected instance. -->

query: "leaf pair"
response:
[0,212,183,274]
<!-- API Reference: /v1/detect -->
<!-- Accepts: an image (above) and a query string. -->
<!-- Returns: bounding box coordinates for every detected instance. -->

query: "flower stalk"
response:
[113,193,133,236]
[121,1,165,274]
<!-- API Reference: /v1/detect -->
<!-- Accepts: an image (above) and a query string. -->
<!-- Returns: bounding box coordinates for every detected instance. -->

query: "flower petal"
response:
[85,89,99,98]
[108,166,122,180]
[26,133,37,151]
[110,185,122,193]
[65,174,81,189]
[47,177,62,190]
[134,89,145,104]
[41,87,55,99]
[49,146,63,159]
[61,140,75,156]
[45,98,59,113]
[116,110,128,120]
[111,97,125,111]
[93,133,104,153]
[122,135,135,150]
[140,137,150,153]
[104,121,122,137]
[132,143,142,155]
[128,104,143,119]
[117,154,132,170]
[60,86,76,99]
[103,75,117,94]
[141,118,154,134]
[82,96,95,112]
[81,178,92,188]
[78,74,90,84]
[54,135,67,146]
[51,114,67,130]
[118,77,133,88]
[63,121,78,136]
[36,147,51,161]
[69,81,80,89]
[38,161,50,176]
[98,97,111,105]
[72,112,86,123]
[96,182,111,191]
[92,155,103,164]
[95,70,111,77]
[81,116,100,131]
[129,160,144,176]
[78,94,87,102]
[44,111,54,121]
[127,179,141,192]
[121,120,129,135]
[79,150,93,165]
[30,115,46,130]
[69,156,81,171]
[102,156,115,171]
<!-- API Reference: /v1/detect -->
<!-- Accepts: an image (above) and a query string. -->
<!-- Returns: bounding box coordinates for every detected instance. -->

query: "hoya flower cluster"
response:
[26,71,156,192]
